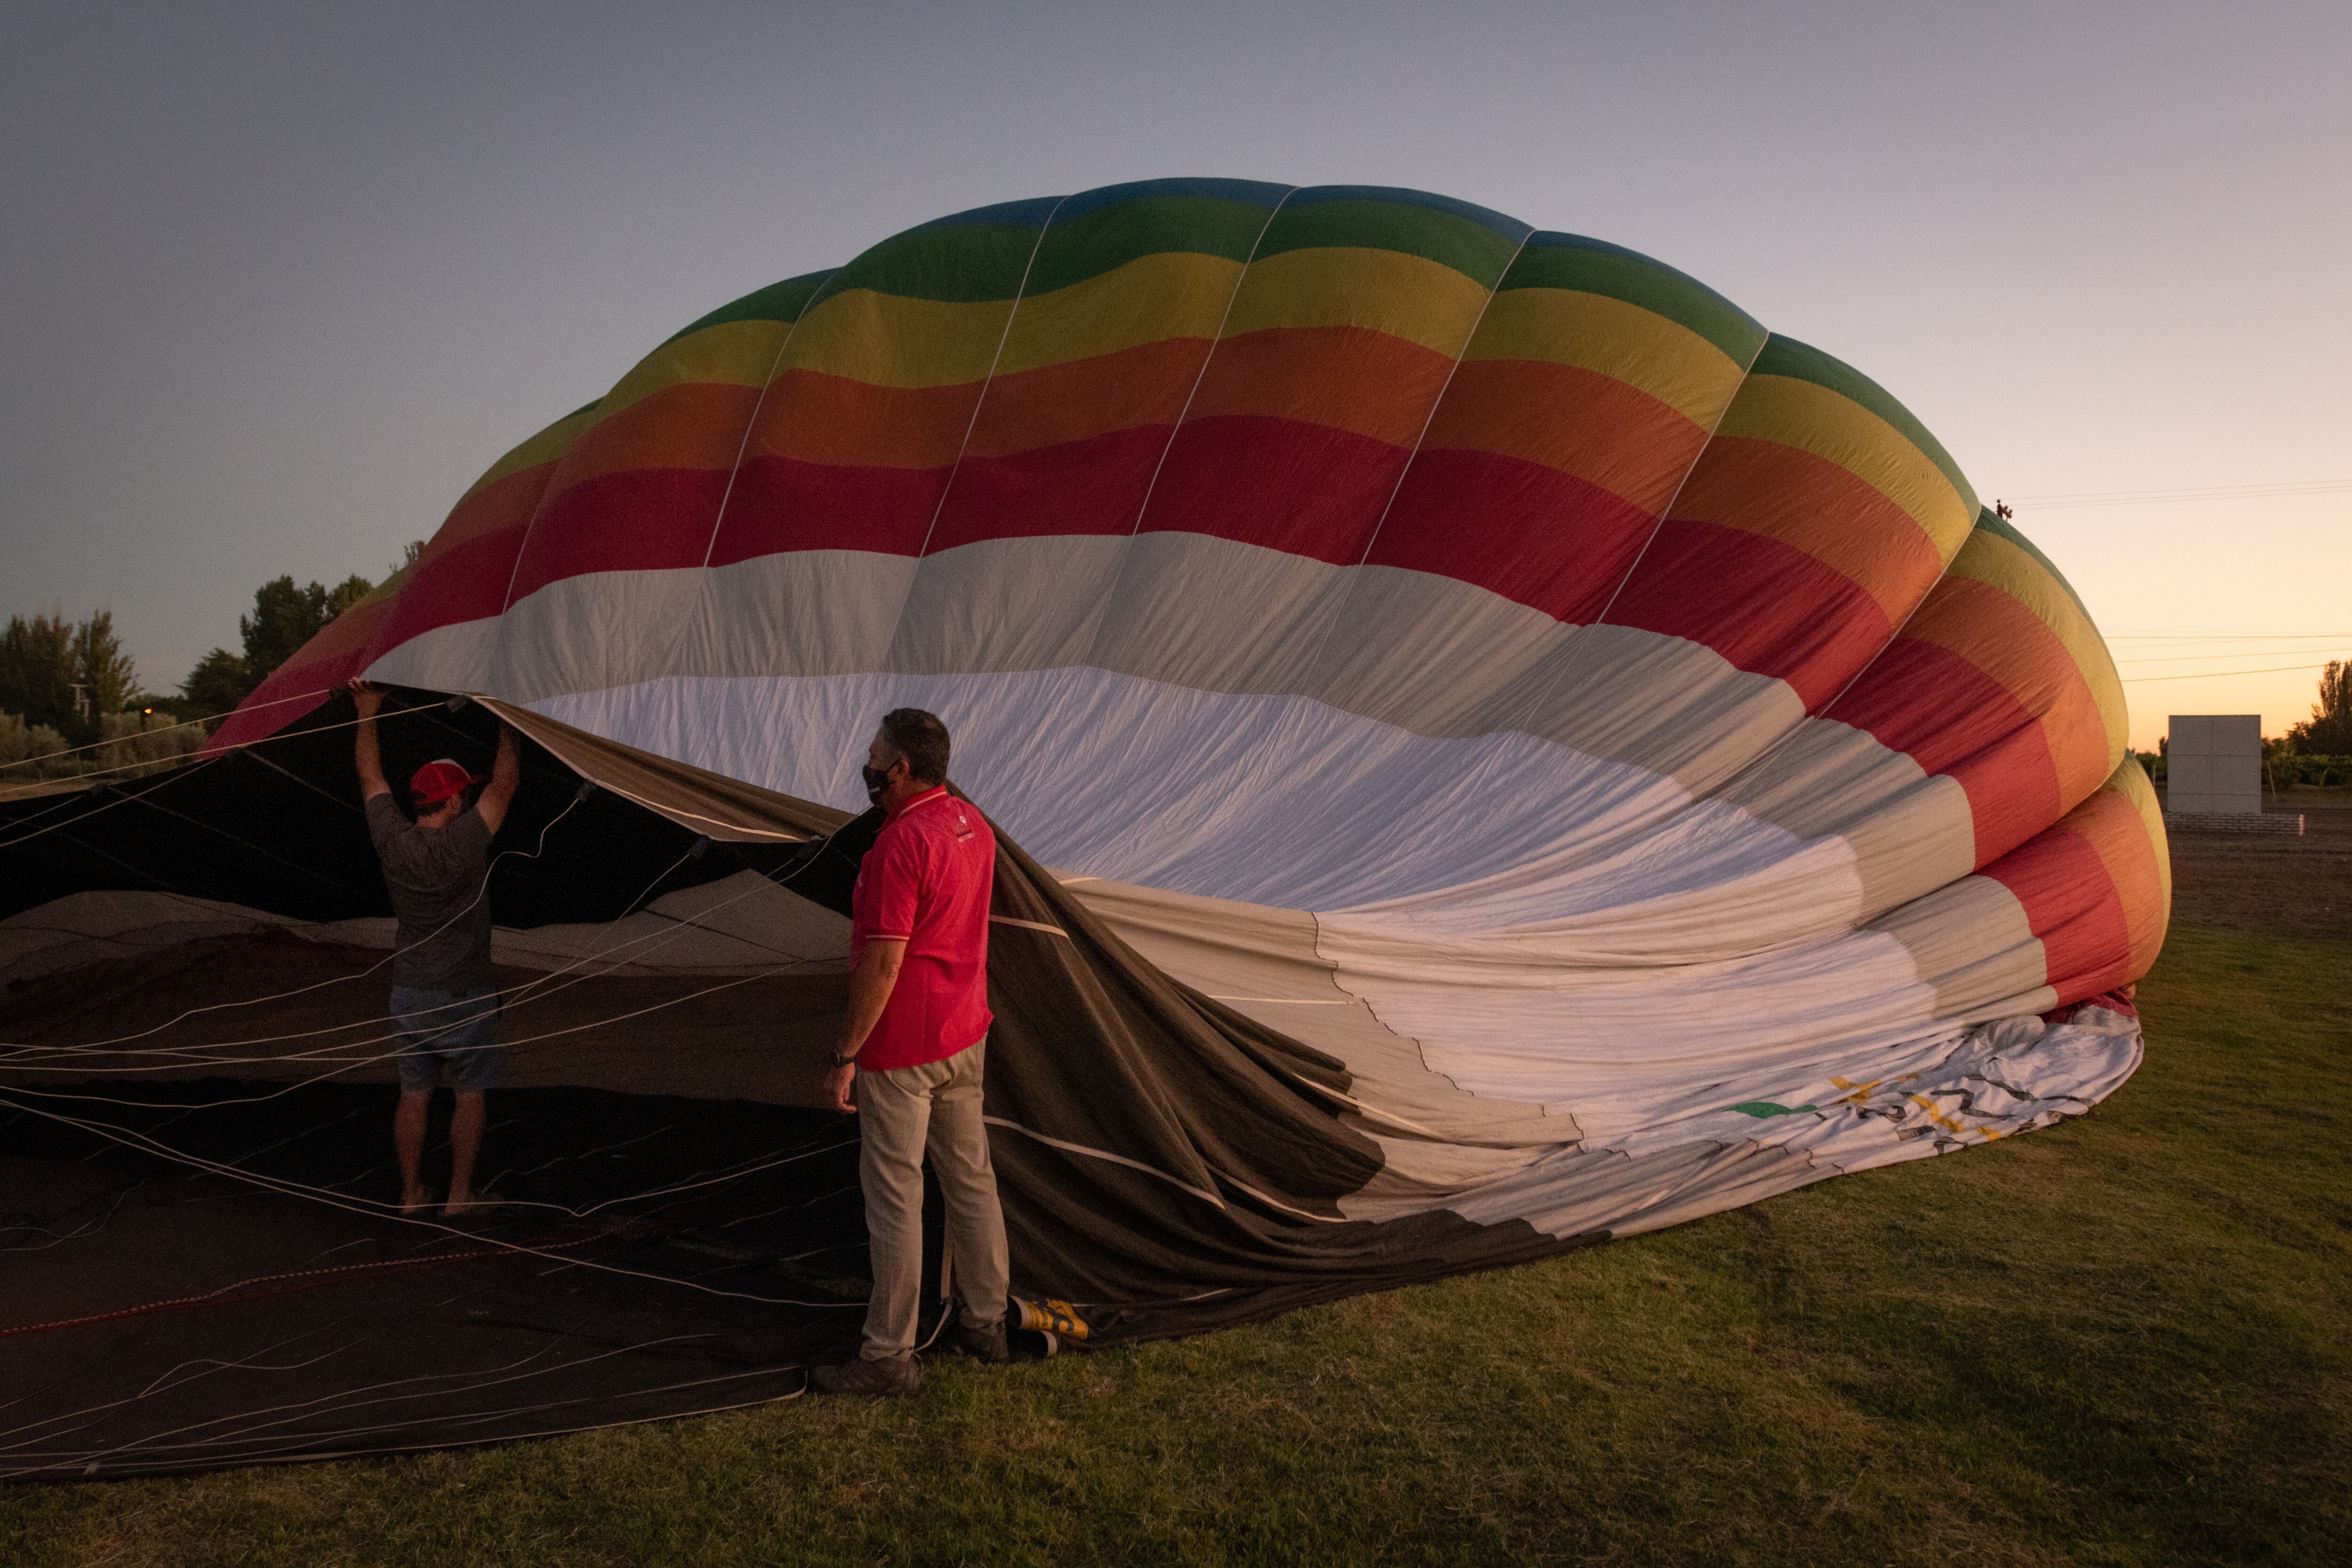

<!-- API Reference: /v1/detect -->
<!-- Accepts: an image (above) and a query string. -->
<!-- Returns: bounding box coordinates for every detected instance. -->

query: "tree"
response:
[326,573,373,619]
[0,612,76,734]
[0,610,133,745]
[71,610,138,716]
[183,567,380,716]
[181,648,254,718]
[239,576,330,681]
[235,570,377,685]
[2288,660,2352,755]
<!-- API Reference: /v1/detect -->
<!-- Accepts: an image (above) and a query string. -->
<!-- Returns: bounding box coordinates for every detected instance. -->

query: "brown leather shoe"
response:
[949,1318,1010,1364]
[810,1354,920,1397]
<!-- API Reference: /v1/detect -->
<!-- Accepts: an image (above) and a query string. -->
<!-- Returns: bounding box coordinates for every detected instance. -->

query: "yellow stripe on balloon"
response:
[2057,770,2169,977]
[1464,288,1746,426]
[1220,247,1493,354]
[455,406,598,504]
[1942,530,2129,768]
[588,319,792,426]
[996,251,1244,377]
[784,289,1018,389]
[2106,758,2170,919]
[1716,375,1977,562]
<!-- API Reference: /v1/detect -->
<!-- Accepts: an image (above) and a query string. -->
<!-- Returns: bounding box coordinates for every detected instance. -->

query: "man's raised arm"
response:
[349,680,390,802]
[477,723,522,835]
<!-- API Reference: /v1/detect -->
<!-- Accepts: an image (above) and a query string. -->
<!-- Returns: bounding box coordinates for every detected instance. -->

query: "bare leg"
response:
[445,1090,486,1215]
[395,1090,431,1213]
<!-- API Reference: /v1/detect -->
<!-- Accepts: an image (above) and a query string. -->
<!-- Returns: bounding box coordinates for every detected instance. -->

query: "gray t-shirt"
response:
[366,793,495,990]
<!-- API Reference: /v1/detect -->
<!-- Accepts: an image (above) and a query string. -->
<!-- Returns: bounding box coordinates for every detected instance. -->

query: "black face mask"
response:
[861,761,899,804]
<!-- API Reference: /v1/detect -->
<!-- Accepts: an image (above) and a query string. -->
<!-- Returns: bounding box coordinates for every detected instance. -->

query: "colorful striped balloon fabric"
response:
[219,177,2163,1212]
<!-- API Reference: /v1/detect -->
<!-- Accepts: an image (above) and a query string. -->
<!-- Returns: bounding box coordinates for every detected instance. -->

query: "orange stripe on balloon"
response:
[1668,436,1945,623]
[537,381,767,495]
[961,336,1217,461]
[746,371,986,471]
[428,461,563,555]
[1185,325,1454,447]
[2056,778,2169,979]
[1419,358,1704,516]
[1899,576,2112,809]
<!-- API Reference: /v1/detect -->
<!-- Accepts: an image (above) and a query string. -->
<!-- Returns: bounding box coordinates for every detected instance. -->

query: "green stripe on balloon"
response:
[1975,507,2098,625]
[659,269,837,346]
[817,220,1052,305]
[1502,236,1768,365]
[1025,195,1281,295]
[1750,335,1977,513]
[1254,198,1528,287]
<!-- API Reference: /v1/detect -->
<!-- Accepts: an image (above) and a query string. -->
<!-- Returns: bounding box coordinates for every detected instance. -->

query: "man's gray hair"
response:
[878,708,950,786]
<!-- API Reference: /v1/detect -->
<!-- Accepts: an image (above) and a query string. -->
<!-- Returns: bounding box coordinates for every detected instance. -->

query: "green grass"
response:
[8,910,2348,1564]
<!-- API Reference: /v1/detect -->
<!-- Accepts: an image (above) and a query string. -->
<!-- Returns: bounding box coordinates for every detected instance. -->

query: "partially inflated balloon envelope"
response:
[244,176,2162,1148]
[2,182,2164,1471]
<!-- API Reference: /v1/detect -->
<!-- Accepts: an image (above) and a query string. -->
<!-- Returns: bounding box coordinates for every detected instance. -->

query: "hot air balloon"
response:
[0,180,2163,1474]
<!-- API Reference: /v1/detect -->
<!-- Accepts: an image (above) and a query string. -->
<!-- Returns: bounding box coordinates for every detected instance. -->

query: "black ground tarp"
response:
[1,694,1579,1478]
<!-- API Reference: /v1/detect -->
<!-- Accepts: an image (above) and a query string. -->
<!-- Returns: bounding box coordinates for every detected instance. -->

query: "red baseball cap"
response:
[409,758,486,807]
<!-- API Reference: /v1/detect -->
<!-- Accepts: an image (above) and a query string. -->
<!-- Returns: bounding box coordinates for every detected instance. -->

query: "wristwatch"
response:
[829,1050,858,1068]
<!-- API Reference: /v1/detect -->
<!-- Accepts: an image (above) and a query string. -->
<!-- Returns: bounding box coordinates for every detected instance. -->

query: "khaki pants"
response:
[852,1037,1009,1361]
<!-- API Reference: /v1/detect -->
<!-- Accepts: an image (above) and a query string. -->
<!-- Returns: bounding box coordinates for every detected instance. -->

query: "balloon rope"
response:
[2,831,832,1068]
[0,1091,864,1309]
[0,751,227,852]
[4,786,596,1053]
[2,876,817,1072]
[0,1235,600,1339]
[0,683,338,774]
[0,696,439,828]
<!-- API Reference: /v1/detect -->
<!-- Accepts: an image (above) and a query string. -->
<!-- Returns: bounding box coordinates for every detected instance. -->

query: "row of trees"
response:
[2286,660,2352,755]
[179,572,377,716]
[2,541,422,774]
[0,611,141,746]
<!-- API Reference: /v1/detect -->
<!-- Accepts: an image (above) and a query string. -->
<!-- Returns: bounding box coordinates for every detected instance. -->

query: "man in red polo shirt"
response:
[811,708,1009,1397]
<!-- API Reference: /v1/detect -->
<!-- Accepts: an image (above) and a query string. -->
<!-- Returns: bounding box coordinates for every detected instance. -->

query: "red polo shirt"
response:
[849,786,997,1071]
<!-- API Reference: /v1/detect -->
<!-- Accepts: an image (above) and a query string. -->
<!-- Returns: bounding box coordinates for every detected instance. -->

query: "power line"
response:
[2114,648,2349,665]
[2002,479,2350,509]
[2120,662,2337,682]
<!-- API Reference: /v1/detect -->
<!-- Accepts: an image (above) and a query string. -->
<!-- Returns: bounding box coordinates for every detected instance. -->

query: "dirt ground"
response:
[2159,783,2352,938]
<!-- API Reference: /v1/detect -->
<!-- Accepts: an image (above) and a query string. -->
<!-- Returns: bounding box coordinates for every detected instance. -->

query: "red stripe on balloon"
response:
[1368,447,1658,624]
[1605,518,1891,708]
[928,424,1176,550]
[363,527,530,663]
[707,456,950,565]
[1421,357,1706,518]
[1979,825,2133,1003]
[1828,637,2063,867]
[1669,436,1945,615]
[507,468,734,602]
[1142,414,1409,564]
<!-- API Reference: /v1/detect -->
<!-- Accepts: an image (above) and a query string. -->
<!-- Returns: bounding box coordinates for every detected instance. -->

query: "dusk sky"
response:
[5,1,2345,749]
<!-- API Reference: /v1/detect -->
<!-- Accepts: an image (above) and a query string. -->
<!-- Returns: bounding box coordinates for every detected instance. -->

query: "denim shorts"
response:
[388,985,507,1093]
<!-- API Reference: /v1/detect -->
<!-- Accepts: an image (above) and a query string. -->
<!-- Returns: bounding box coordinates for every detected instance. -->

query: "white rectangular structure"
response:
[2167,714,2262,815]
